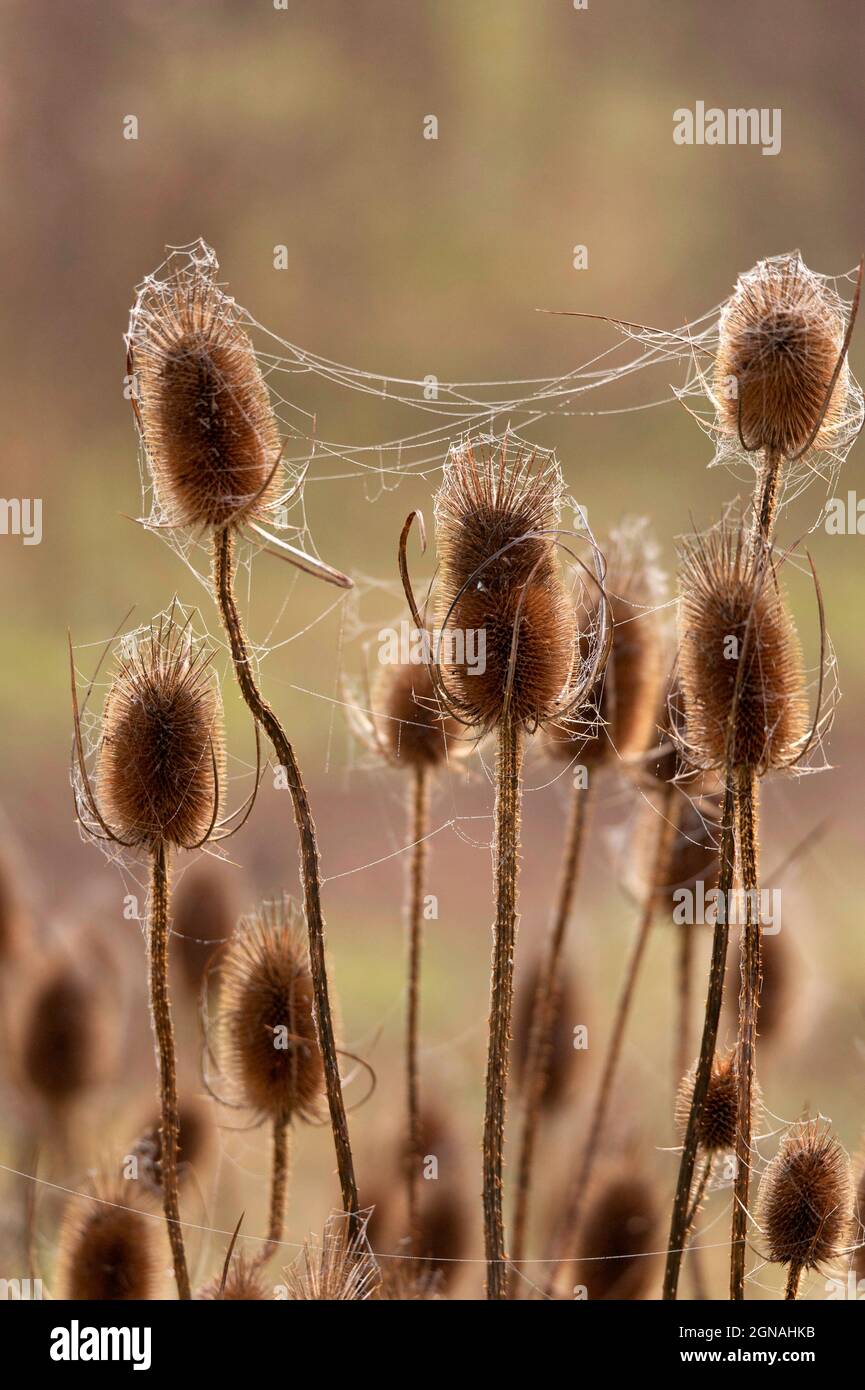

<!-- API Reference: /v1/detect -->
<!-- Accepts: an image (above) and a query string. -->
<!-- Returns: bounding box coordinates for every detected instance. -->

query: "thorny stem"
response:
[752,449,781,554]
[213,525,358,1216]
[405,763,430,1248]
[483,716,523,1300]
[255,1119,290,1268]
[730,766,761,1301]
[149,841,190,1300]
[546,783,676,1293]
[663,777,736,1300]
[509,780,591,1295]
[785,1264,803,1301]
[675,910,694,1101]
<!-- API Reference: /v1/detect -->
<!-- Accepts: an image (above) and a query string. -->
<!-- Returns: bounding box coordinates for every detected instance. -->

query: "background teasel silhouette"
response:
[3,0,865,1318]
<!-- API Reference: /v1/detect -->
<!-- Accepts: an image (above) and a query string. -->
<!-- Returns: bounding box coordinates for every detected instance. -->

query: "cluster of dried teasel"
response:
[2,245,863,1303]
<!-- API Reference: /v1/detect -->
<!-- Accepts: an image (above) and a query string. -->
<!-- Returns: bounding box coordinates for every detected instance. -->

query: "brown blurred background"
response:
[1,0,864,1298]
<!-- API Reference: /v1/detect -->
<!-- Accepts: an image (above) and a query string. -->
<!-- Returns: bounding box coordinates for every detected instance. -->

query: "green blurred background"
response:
[1,0,864,1298]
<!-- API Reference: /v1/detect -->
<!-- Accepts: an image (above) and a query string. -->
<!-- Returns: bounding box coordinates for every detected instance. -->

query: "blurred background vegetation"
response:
[1,0,864,1298]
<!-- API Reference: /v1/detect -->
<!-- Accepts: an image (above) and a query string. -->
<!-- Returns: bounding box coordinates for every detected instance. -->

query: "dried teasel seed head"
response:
[173,861,237,996]
[545,518,665,769]
[284,1212,380,1301]
[373,659,461,769]
[677,525,809,772]
[216,897,324,1125]
[129,255,283,531]
[415,1179,469,1291]
[675,1049,754,1155]
[198,1254,271,1300]
[576,1166,659,1300]
[95,611,225,850]
[131,1097,213,1195]
[512,958,577,1111]
[853,1155,865,1285]
[715,254,848,459]
[757,1121,853,1272]
[433,437,574,732]
[57,1181,163,1300]
[21,958,97,1110]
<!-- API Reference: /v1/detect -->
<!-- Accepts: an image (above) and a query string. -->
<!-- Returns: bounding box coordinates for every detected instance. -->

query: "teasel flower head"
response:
[576,1164,659,1300]
[283,1211,380,1300]
[16,953,98,1120]
[198,1253,272,1301]
[127,241,351,588]
[757,1121,853,1274]
[676,522,813,774]
[130,1097,214,1196]
[70,606,228,855]
[512,957,577,1111]
[544,517,665,770]
[400,434,608,737]
[675,1049,759,1155]
[57,1179,164,1300]
[213,896,324,1126]
[366,658,463,770]
[714,252,860,463]
[173,861,237,997]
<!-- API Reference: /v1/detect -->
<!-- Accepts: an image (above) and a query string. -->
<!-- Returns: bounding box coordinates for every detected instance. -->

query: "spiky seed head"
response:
[715,254,847,458]
[217,897,324,1125]
[757,1121,853,1271]
[284,1212,380,1301]
[57,1181,163,1300]
[96,612,225,850]
[853,1157,865,1285]
[577,1168,658,1300]
[173,861,237,996]
[415,1180,469,1291]
[21,959,96,1109]
[129,260,283,530]
[433,437,573,731]
[198,1254,271,1300]
[512,959,577,1111]
[131,1098,213,1195]
[545,518,665,769]
[677,525,808,771]
[675,1050,752,1154]
[373,660,460,769]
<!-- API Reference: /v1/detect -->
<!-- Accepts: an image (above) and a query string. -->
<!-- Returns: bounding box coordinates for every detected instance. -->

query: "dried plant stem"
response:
[753,449,782,550]
[483,715,523,1300]
[730,766,761,1301]
[509,781,591,1292]
[546,785,676,1292]
[675,918,694,1099]
[255,1119,290,1267]
[213,525,358,1216]
[405,763,430,1247]
[148,841,190,1300]
[785,1264,803,1301]
[663,777,736,1300]
[685,1153,713,1234]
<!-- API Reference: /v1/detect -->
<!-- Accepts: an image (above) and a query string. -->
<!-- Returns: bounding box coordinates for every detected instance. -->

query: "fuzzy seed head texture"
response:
[57,1183,163,1300]
[283,1212,380,1300]
[433,437,574,732]
[198,1254,271,1300]
[545,517,665,769]
[129,259,284,531]
[715,253,847,459]
[96,612,225,850]
[217,896,324,1125]
[675,1049,751,1155]
[21,959,96,1108]
[373,659,460,768]
[677,524,808,772]
[577,1166,659,1300]
[757,1121,853,1271]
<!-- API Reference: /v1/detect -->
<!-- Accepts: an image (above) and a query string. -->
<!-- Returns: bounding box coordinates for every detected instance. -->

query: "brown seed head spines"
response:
[130,263,283,530]
[218,896,324,1125]
[675,1049,749,1155]
[757,1120,853,1272]
[374,660,458,769]
[677,523,808,772]
[97,612,225,850]
[58,1181,163,1300]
